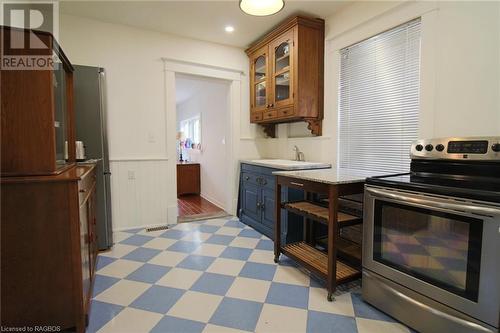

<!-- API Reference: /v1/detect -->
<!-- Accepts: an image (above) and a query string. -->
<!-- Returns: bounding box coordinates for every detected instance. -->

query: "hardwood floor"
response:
[177,194,224,217]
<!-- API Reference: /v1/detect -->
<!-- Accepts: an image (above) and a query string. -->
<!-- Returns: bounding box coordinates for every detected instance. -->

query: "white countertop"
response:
[241,159,331,171]
[272,168,387,185]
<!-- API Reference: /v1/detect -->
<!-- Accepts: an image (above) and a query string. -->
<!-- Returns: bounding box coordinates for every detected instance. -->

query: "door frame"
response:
[163,58,243,224]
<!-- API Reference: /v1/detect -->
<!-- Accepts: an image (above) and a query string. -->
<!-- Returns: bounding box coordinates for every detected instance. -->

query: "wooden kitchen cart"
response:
[274,172,365,301]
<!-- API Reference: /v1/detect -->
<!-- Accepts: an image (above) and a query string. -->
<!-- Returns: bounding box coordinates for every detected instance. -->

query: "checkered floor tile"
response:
[89,216,412,333]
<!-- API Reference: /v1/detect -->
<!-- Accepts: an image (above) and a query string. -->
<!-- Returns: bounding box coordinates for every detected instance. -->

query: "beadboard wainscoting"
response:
[110,159,175,231]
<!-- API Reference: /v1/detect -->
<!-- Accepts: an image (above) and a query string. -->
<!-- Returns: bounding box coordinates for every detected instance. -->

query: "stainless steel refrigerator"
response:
[74,65,113,250]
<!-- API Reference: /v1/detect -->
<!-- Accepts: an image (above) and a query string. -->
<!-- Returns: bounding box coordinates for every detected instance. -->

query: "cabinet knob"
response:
[245,176,250,181]
[256,202,261,208]
[270,103,274,107]
[79,189,86,193]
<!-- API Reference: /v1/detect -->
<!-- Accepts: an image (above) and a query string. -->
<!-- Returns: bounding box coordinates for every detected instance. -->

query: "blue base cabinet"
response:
[238,163,303,243]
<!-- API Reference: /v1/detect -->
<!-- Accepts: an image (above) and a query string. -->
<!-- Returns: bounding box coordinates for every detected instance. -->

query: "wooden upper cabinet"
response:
[0,26,75,176]
[250,45,270,114]
[246,16,324,137]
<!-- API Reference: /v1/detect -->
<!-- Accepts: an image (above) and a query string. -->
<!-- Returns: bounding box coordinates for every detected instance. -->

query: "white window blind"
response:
[338,18,421,174]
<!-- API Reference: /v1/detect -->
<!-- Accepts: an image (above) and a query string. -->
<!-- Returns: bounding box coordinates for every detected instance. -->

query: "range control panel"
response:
[411,137,500,161]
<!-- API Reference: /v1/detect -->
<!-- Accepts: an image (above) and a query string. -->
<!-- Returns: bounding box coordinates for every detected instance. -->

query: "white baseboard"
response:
[200,193,225,211]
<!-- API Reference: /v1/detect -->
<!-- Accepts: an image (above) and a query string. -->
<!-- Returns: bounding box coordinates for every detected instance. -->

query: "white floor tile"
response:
[97,307,162,333]
[203,324,250,333]
[100,243,137,259]
[229,237,259,249]
[226,277,271,303]
[142,237,176,250]
[192,243,226,257]
[94,279,151,306]
[272,265,310,287]
[206,258,245,276]
[215,227,242,236]
[156,267,203,290]
[308,288,355,317]
[255,304,307,333]
[356,318,411,333]
[182,231,212,242]
[248,249,275,265]
[167,291,223,322]
[97,259,143,278]
[148,250,188,267]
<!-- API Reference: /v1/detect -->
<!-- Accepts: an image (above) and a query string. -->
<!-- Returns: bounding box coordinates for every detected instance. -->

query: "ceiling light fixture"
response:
[225,25,235,33]
[239,0,285,16]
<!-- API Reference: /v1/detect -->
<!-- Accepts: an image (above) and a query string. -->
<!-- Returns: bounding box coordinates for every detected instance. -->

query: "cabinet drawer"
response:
[278,108,294,118]
[251,112,263,122]
[78,169,96,204]
[263,110,278,120]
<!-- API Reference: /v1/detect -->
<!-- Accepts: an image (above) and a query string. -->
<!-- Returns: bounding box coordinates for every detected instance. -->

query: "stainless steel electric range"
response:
[363,137,500,333]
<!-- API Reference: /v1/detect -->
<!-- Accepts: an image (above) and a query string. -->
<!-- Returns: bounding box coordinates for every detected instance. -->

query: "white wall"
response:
[176,75,230,208]
[261,1,500,164]
[59,14,263,230]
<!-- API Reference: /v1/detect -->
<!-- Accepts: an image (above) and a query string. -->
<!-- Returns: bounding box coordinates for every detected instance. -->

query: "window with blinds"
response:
[338,18,421,174]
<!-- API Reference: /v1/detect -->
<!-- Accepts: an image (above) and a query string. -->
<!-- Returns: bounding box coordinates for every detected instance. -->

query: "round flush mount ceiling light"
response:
[239,0,285,16]
[225,25,235,33]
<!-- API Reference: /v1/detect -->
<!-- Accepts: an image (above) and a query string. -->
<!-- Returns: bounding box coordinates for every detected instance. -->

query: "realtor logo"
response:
[1,1,59,70]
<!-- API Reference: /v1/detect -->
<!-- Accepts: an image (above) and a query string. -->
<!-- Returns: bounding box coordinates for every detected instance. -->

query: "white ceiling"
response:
[175,74,229,105]
[60,1,351,48]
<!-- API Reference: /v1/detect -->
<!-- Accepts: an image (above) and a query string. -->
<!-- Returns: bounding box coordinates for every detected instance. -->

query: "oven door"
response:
[364,185,500,327]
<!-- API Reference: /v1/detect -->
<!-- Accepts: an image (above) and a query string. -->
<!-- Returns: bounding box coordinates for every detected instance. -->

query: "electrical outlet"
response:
[128,170,135,180]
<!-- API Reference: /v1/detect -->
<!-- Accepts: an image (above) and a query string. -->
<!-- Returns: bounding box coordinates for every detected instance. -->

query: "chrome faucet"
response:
[293,145,305,161]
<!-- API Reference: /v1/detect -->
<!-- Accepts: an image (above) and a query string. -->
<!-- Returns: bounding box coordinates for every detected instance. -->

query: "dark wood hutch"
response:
[1,26,97,333]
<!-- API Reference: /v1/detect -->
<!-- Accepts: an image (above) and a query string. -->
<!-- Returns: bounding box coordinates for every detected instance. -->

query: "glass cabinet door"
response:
[271,32,294,107]
[53,62,67,166]
[251,51,268,112]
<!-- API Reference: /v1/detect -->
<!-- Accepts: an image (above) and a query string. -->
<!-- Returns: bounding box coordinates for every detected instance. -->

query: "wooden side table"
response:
[177,163,201,197]
[274,174,364,301]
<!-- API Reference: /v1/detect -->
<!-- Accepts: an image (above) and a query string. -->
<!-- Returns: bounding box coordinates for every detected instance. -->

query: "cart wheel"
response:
[327,293,334,302]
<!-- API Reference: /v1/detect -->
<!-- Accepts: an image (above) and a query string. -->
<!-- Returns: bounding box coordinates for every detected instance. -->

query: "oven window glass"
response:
[373,200,482,301]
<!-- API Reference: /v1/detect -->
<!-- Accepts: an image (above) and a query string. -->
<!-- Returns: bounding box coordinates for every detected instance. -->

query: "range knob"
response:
[492,143,500,152]
[436,144,445,152]
[415,144,424,151]
[425,144,434,152]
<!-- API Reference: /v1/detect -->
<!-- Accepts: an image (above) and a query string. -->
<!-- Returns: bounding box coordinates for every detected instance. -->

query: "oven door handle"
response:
[366,187,500,217]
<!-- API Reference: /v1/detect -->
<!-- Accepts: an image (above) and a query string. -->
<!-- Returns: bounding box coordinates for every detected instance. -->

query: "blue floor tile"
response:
[307,310,357,333]
[130,285,185,314]
[151,315,205,333]
[190,273,235,296]
[266,282,309,309]
[96,256,116,270]
[239,262,276,281]
[87,300,124,333]
[351,293,396,322]
[120,234,154,246]
[238,228,262,239]
[198,225,220,233]
[124,227,144,234]
[210,297,263,332]
[220,246,253,261]
[167,240,201,253]
[224,220,245,228]
[92,275,120,297]
[160,229,191,240]
[177,255,215,271]
[256,239,274,251]
[205,234,235,245]
[122,247,161,262]
[125,263,171,284]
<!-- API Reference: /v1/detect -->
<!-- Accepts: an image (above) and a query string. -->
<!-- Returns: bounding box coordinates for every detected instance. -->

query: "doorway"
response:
[175,74,230,222]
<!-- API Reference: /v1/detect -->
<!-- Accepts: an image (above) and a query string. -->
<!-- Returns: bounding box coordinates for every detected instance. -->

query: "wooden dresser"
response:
[177,162,201,197]
[1,27,97,332]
